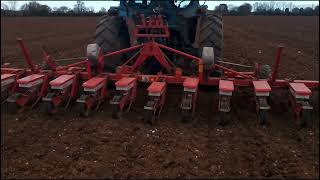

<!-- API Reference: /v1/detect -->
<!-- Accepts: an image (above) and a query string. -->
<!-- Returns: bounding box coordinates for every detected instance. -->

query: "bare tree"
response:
[20,1,51,16]
[253,2,267,13]
[74,0,85,14]
[7,1,17,11]
[292,7,300,14]
[285,8,290,15]
[276,1,287,11]
[268,1,275,12]
[252,2,258,12]
[218,4,228,14]
[304,7,314,15]
[288,2,294,11]
[99,7,106,13]
[238,3,252,15]
[88,7,94,13]
[56,6,70,13]
[1,2,9,10]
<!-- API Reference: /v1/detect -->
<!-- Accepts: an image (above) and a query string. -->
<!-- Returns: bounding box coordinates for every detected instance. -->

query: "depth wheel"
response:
[218,111,229,126]
[300,109,311,128]
[145,110,156,125]
[112,105,121,119]
[76,103,90,117]
[41,101,53,115]
[181,109,192,123]
[259,110,268,125]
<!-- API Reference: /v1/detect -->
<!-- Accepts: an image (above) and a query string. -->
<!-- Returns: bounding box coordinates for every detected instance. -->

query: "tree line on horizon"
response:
[217,2,319,16]
[1,1,319,17]
[1,1,104,16]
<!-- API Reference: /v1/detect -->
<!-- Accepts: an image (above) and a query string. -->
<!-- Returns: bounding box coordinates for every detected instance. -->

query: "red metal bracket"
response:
[271,46,284,82]
[17,38,38,73]
[133,15,170,40]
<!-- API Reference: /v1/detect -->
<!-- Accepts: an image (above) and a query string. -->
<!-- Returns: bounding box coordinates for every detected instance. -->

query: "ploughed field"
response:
[1,16,319,179]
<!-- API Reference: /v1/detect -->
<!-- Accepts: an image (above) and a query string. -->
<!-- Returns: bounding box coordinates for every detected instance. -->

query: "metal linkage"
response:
[76,76,107,117]
[144,81,167,125]
[41,74,78,114]
[17,38,39,73]
[252,81,272,125]
[218,80,234,125]
[180,77,199,122]
[288,83,313,127]
[6,74,50,112]
[110,77,137,119]
[133,14,170,40]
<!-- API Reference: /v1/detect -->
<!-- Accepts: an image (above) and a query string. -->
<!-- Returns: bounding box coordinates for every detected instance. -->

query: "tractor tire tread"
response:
[198,13,223,61]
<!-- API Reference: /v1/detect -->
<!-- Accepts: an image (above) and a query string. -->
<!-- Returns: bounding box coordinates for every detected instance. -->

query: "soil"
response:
[1,16,319,179]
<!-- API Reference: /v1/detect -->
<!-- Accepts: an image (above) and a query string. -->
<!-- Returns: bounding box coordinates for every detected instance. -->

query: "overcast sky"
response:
[1,1,319,12]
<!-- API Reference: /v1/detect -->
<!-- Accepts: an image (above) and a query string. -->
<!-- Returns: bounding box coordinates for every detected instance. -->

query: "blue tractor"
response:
[95,0,223,73]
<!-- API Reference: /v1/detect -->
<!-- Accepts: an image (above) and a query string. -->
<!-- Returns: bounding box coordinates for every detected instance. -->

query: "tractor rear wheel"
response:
[198,13,223,62]
[95,15,130,72]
